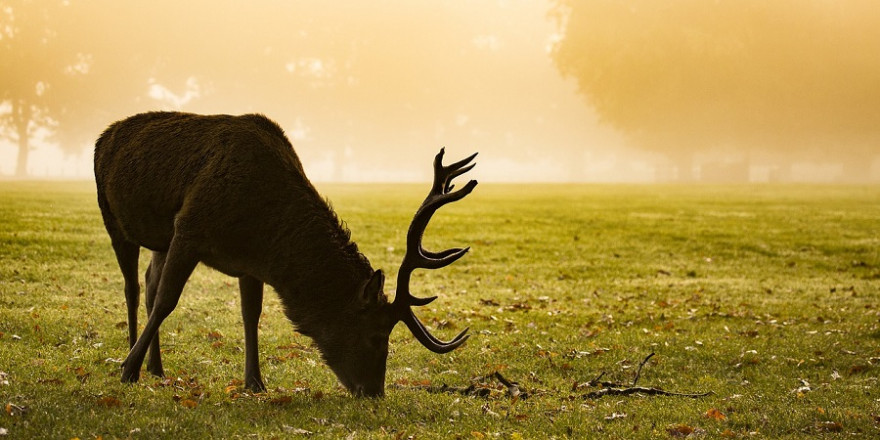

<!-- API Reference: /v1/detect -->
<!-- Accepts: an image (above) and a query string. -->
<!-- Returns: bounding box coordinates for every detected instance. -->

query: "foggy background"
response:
[2,0,879,183]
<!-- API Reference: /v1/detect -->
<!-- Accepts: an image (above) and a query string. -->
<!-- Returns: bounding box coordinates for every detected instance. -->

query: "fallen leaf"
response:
[4,404,25,417]
[849,364,870,375]
[817,421,843,432]
[667,424,694,437]
[282,426,313,435]
[705,408,727,421]
[73,367,89,384]
[0,427,7,436]
[206,331,223,341]
[270,396,292,405]
[506,302,532,311]
[96,396,122,407]
[394,378,432,387]
[740,330,759,338]
[180,399,198,409]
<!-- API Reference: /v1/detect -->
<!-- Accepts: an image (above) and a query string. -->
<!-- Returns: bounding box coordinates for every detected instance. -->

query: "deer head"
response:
[321,148,477,397]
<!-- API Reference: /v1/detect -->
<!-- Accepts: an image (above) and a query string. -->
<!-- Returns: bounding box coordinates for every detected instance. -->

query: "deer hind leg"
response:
[144,251,167,377]
[239,275,266,392]
[111,239,141,350]
[121,236,198,384]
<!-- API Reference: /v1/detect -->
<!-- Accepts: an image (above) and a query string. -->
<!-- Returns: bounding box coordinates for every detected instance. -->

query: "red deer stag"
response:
[94,112,477,397]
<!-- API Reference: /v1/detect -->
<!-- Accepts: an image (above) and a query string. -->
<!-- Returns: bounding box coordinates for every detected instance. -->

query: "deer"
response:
[93,112,477,397]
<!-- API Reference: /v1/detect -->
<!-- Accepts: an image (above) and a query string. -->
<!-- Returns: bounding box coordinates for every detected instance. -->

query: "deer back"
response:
[94,111,360,286]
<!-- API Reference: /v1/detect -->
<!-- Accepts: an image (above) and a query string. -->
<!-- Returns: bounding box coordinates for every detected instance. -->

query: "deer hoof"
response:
[246,376,267,393]
[146,360,164,378]
[120,363,140,383]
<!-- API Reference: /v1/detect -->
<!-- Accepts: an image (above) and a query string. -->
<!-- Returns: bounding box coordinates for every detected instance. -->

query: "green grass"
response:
[1,181,879,439]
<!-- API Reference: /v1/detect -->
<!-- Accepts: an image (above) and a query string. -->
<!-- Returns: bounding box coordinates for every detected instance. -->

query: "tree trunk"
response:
[14,100,32,178]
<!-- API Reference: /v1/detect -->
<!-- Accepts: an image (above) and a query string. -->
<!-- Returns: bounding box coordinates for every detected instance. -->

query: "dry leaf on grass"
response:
[704,408,726,421]
[96,396,122,408]
[180,399,198,409]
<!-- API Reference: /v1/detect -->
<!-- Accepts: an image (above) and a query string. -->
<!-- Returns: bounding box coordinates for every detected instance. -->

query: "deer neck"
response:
[269,229,372,332]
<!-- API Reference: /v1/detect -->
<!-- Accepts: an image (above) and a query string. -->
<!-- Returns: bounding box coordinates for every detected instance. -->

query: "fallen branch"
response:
[394,352,711,401]
[576,352,712,400]
[582,386,712,399]
[391,371,531,399]
[632,352,655,387]
[491,371,521,398]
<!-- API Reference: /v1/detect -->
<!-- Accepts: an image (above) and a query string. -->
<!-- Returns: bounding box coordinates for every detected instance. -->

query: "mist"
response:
[2,0,879,182]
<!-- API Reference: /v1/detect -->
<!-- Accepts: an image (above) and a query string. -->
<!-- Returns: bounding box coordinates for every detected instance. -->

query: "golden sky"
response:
[2,0,878,182]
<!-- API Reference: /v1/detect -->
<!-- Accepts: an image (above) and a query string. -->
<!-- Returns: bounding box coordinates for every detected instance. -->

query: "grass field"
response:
[1,181,878,439]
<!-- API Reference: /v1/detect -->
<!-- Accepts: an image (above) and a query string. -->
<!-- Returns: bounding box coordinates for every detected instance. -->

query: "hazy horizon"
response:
[3,1,879,183]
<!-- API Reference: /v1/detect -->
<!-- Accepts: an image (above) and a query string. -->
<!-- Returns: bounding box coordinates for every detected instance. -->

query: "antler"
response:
[393,148,478,353]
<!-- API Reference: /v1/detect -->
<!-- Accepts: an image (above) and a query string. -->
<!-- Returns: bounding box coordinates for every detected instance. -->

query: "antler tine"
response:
[396,148,478,294]
[424,247,467,259]
[393,148,478,353]
[432,148,478,194]
[401,311,470,353]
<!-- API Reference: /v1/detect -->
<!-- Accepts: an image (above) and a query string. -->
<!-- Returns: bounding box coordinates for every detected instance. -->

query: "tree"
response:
[4,1,604,180]
[1,1,66,177]
[552,0,880,181]
[0,1,149,176]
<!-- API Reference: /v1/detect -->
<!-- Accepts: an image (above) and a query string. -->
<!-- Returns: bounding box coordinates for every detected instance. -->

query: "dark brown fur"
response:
[95,112,393,396]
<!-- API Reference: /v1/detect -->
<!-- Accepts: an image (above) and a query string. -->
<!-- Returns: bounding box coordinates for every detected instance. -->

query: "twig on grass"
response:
[632,352,655,387]
[576,352,712,400]
[391,371,531,399]
[491,371,521,398]
[395,352,711,400]
[582,386,712,399]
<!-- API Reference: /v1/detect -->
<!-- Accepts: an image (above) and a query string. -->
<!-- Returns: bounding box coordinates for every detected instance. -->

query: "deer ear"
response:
[362,269,385,305]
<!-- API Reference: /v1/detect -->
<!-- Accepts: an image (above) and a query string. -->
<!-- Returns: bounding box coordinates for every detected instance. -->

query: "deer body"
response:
[95,111,477,397]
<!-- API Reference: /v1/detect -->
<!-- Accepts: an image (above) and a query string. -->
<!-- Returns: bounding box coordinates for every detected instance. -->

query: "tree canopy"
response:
[552,0,880,179]
[3,1,597,180]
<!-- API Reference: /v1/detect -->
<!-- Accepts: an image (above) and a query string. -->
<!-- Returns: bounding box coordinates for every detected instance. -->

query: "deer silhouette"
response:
[94,112,477,396]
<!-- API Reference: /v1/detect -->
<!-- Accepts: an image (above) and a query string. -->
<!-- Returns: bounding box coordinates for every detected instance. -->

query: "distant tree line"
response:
[552,0,880,182]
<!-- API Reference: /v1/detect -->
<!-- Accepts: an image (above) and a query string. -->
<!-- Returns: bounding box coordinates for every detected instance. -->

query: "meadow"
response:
[0,181,878,439]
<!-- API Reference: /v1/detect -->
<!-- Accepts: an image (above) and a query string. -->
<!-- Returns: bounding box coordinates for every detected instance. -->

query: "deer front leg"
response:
[144,251,167,377]
[110,239,140,349]
[121,239,197,384]
[239,275,266,392]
